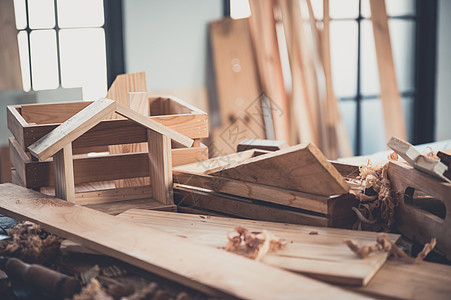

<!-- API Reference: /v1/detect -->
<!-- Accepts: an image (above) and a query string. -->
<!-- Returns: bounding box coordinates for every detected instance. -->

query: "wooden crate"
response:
[7,96,208,207]
[173,150,358,228]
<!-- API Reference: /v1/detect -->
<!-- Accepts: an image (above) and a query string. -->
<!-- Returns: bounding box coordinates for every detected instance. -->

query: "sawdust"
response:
[344,234,437,263]
[72,278,113,300]
[351,159,399,232]
[0,221,61,263]
[33,197,73,207]
[225,226,285,261]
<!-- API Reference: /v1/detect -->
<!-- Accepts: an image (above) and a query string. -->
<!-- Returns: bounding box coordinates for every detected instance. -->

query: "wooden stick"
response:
[53,143,75,202]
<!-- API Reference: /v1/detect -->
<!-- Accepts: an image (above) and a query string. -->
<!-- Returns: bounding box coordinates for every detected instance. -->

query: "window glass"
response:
[57,0,104,28]
[28,0,55,29]
[17,31,31,91]
[30,30,59,90]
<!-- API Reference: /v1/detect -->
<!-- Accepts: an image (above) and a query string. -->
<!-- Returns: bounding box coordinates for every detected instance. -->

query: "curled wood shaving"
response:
[352,162,399,232]
[344,234,437,263]
[0,221,61,263]
[225,226,285,261]
[72,278,112,300]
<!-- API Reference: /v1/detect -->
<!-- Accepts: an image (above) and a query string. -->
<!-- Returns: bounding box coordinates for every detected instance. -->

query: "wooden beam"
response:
[28,98,117,161]
[115,103,193,148]
[53,143,75,202]
[370,0,407,141]
[148,130,173,205]
[237,138,289,152]
[212,143,350,196]
[0,183,361,300]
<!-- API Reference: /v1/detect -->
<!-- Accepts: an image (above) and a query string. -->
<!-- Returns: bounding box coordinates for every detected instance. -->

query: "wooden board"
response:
[106,72,147,110]
[351,259,451,300]
[117,209,399,286]
[28,98,117,161]
[0,0,22,90]
[248,0,290,142]
[209,18,266,155]
[370,0,407,141]
[212,143,349,196]
[0,183,362,299]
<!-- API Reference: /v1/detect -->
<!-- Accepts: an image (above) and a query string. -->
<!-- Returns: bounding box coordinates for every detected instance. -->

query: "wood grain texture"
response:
[237,138,289,152]
[209,18,266,155]
[0,183,362,299]
[148,130,173,205]
[21,102,92,124]
[53,143,75,202]
[369,0,407,141]
[106,72,147,110]
[0,0,22,90]
[28,98,117,161]
[212,143,350,196]
[115,103,194,148]
[351,259,451,300]
[388,161,451,259]
[0,146,12,183]
[249,0,290,142]
[117,209,399,285]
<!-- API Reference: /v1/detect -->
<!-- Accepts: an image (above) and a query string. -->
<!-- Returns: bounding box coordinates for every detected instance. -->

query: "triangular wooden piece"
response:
[211,143,349,196]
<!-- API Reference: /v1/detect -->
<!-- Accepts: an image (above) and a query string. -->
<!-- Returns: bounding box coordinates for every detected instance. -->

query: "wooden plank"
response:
[171,144,208,167]
[321,0,353,158]
[351,260,451,300]
[7,106,26,148]
[249,0,290,142]
[212,143,349,196]
[117,209,399,286]
[369,0,407,141]
[388,137,450,183]
[106,72,147,109]
[0,183,362,299]
[86,198,177,215]
[8,138,28,184]
[388,161,451,259]
[53,143,75,202]
[237,138,289,152]
[209,18,266,155]
[173,171,356,215]
[116,103,194,148]
[28,98,117,161]
[0,146,12,183]
[21,101,92,124]
[0,0,22,90]
[148,130,173,205]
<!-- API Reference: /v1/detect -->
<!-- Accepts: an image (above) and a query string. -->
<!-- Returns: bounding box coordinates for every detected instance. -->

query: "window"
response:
[13,0,107,100]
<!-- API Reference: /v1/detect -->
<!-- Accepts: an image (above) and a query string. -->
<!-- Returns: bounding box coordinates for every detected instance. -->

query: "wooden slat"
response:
[148,130,173,205]
[212,143,349,196]
[8,138,27,185]
[7,106,26,148]
[0,0,22,90]
[53,143,75,202]
[117,209,399,285]
[106,72,147,109]
[209,18,266,155]
[249,0,290,142]
[171,145,208,167]
[0,146,12,183]
[369,0,407,141]
[28,98,117,161]
[116,103,194,148]
[21,101,92,124]
[0,183,362,299]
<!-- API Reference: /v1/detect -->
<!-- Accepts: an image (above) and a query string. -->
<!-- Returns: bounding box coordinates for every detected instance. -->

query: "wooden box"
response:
[7,96,208,209]
[173,150,358,228]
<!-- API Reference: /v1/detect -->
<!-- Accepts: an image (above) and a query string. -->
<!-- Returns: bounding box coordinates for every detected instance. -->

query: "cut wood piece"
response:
[148,130,173,205]
[115,103,193,148]
[0,183,362,299]
[370,0,407,141]
[212,143,349,196]
[0,0,22,90]
[237,139,289,152]
[53,143,75,202]
[249,0,290,142]
[28,98,117,161]
[117,209,400,286]
[106,72,147,110]
[351,259,451,300]
[209,18,266,155]
[388,137,450,183]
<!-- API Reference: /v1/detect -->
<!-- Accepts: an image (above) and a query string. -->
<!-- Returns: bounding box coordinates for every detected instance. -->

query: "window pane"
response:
[338,100,357,155]
[17,31,31,91]
[231,0,250,19]
[330,0,359,19]
[402,96,414,142]
[30,30,59,90]
[361,98,386,155]
[57,0,104,28]
[362,0,416,18]
[330,20,357,98]
[13,0,27,29]
[390,20,415,92]
[28,0,55,29]
[59,28,107,100]
[360,19,379,96]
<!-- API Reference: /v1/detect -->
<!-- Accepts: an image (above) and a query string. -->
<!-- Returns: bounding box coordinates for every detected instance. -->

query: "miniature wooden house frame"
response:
[27,98,194,205]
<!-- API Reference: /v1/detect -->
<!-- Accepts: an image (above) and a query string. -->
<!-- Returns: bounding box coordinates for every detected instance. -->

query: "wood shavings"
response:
[344,234,437,263]
[72,278,113,300]
[388,152,399,161]
[225,226,285,261]
[352,161,399,232]
[0,221,61,263]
